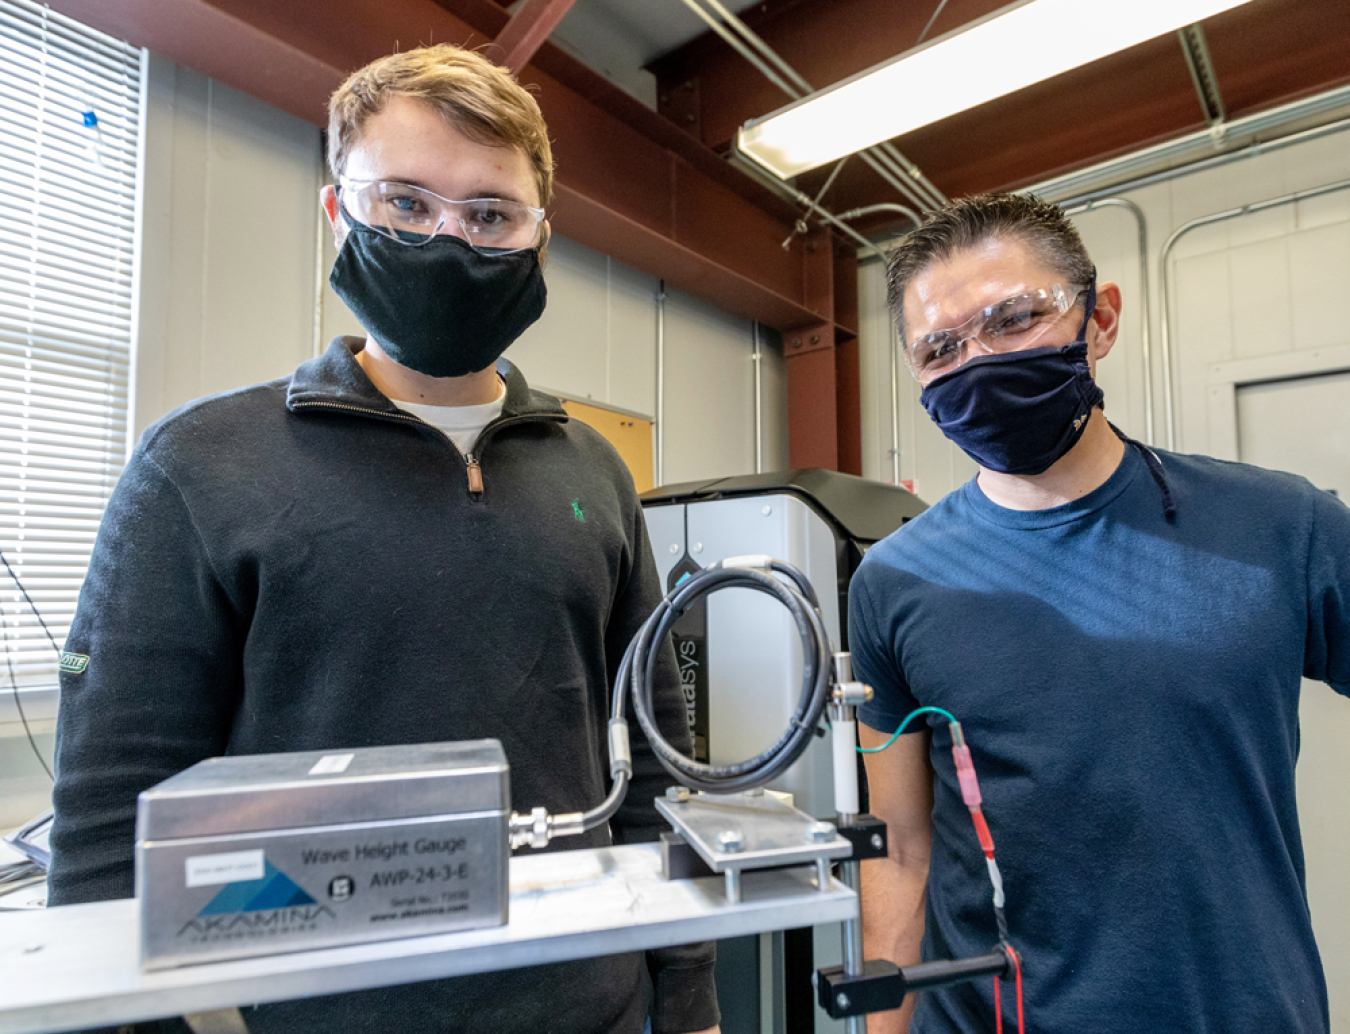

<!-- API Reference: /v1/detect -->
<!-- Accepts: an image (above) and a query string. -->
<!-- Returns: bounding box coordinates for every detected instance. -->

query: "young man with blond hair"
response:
[50,44,719,1034]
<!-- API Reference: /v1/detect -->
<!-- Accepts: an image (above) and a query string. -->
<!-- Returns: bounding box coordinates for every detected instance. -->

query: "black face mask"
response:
[919,283,1103,476]
[329,211,547,379]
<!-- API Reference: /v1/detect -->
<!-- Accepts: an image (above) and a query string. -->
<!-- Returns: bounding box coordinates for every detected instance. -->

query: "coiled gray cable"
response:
[597,557,832,813]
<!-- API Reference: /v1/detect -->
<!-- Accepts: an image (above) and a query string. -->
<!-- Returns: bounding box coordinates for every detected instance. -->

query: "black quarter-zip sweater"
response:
[49,339,717,1034]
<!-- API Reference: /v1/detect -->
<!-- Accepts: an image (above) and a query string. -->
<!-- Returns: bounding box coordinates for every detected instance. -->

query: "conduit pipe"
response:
[752,321,764,474]
[832,202,924,229]
[681,0,945,211]
[692,0,942,209]
[1157,176,1350,451]
[830,203,923,487]
[655,280,667,486]
[1060,197,1154,445]
[1038,88,1350,204]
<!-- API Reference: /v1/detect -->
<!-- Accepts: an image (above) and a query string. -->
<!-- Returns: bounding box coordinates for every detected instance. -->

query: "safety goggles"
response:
[904,283,1086,382]
[339,179,545,254]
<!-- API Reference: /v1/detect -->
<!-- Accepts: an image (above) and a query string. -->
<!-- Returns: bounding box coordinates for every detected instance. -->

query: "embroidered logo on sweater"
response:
[572,498,586,523]
[59,652,89,674]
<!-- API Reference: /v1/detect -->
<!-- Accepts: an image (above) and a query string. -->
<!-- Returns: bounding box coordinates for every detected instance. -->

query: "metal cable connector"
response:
[509,808,587,850]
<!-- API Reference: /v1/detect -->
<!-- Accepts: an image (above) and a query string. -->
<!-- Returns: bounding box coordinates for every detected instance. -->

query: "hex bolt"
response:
[836,992,850,1011]
[716,829,744,853]
[668,543,679,554]
[761,505,773,516]
[871,833,885,851]
[666,786,690,804]
[810,821,835,843]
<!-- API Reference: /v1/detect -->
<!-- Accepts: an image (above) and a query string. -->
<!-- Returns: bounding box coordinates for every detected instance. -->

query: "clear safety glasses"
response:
[904,283,1086,383]
[339,179,545,254]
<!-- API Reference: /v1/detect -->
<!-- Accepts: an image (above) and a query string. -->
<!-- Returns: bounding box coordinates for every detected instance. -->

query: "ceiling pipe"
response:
[832,202,924,229]
[1033,84,1350,204]
[681,0,944,212]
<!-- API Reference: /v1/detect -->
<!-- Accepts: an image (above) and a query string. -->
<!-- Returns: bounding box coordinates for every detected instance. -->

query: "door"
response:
[1237,370,1350,1033]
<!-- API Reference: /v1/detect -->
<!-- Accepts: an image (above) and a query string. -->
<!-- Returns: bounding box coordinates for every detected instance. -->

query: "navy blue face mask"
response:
[919,283,1103,476]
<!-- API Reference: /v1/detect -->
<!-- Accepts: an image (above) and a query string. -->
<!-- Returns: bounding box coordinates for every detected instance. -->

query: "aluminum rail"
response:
[1157,176,1350,450]
[1061,196,1154,445]
[0,844,856,1034]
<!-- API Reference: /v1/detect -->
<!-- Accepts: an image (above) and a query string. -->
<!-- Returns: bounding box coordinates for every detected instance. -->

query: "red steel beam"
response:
[492,0,577,76]
[44,0,826,331]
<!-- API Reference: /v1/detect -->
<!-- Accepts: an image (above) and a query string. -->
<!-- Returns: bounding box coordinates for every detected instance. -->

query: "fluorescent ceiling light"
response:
[735,0,1255,180]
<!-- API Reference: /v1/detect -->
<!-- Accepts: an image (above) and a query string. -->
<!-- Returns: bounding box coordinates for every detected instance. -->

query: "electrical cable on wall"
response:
[1,549,58,781]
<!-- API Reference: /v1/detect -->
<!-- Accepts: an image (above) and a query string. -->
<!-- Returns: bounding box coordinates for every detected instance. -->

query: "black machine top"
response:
[640,468,927,545]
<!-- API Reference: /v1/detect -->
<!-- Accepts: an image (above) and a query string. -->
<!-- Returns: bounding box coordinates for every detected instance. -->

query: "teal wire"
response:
[857,705,958,753]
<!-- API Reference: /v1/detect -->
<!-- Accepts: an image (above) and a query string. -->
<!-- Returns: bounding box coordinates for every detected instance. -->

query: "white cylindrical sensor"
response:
[832,719,860,816]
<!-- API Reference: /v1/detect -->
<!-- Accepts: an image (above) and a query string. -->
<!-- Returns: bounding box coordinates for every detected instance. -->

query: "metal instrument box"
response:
[135,740,510,969]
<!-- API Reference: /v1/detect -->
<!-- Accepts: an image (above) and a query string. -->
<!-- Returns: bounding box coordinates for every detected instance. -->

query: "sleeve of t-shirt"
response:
[849,560,924,733]
[1305,486,1350,695]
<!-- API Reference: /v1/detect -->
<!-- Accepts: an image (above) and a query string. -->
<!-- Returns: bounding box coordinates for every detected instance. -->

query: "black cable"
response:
[612,558,832,795]
[0,549,58,781]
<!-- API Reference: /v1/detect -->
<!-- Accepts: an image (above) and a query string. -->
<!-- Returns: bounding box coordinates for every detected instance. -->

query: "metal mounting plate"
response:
[656,791,852,872]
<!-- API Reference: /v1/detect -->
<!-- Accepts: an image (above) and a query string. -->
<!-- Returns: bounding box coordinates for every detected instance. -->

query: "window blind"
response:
[0,0,141,689]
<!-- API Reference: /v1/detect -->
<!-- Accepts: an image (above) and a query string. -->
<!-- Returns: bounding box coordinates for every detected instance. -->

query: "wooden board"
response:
[560,399,654,494]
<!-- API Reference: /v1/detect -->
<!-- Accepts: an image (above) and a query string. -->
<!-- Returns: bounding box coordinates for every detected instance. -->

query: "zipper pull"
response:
[466,455,484,496]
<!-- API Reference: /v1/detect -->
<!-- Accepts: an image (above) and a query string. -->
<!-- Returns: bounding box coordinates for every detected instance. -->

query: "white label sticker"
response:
[308,753,356,776]
[186,849,265,888]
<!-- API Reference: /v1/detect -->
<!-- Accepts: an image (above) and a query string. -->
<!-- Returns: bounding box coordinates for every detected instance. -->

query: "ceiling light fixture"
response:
[734,0,1255,180]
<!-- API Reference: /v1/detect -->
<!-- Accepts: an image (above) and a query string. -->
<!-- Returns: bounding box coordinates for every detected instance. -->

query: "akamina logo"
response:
[178,861,335,937]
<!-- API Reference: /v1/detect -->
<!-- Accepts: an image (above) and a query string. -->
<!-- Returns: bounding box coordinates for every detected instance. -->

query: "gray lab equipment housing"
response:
[641,469,926,819]
[136,740,510,969]
[642,470,925,1034]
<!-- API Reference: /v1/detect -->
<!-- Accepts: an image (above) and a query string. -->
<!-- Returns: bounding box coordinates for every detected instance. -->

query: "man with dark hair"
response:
[850,192,1349,1033]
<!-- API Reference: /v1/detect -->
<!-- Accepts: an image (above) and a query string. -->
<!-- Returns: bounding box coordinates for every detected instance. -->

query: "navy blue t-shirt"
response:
[850,445,1350,1033]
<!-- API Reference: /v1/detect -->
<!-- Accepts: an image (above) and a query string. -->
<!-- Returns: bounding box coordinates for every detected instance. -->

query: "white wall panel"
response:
[133,57,321,442]
[508,235,612,401]
[1289,223,1350,350]
[661,288,756,485]
[1069,204,1149,442]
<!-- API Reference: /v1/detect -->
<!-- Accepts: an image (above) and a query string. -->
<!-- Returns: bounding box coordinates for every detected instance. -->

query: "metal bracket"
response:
[836,815,887,861]
[1177,23,1226,141]
[656,790,852,904]
[816,948,1015,1019]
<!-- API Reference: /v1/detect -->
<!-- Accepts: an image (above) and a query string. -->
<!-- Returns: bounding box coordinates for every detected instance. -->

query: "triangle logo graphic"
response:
[198,860,317,916]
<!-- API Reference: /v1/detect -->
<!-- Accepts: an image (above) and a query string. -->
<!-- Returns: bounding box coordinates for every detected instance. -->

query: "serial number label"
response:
[370,863,471,888]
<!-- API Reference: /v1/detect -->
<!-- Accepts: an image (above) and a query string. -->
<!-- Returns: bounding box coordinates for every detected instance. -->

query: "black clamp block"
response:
[837,815,888,860]
[817,948,1015,1019]
[660,832,715,880]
